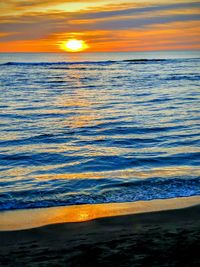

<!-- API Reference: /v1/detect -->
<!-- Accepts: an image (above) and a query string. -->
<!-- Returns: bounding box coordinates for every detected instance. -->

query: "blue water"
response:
[0,51,200,211]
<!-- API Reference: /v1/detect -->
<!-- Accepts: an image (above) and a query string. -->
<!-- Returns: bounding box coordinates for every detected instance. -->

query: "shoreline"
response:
[0,196,200,231]
[0,197,200,266]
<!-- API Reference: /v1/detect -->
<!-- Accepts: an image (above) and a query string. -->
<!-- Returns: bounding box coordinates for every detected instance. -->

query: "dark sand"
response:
[1,204,200,267]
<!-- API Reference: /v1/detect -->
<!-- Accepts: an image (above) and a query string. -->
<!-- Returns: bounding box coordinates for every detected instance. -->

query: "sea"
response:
[0,51,200,211]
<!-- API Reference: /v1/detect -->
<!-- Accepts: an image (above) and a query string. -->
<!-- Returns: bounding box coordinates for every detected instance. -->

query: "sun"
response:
[60,39,89,52]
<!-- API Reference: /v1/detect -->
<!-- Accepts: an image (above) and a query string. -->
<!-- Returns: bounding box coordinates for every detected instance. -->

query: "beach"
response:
[1,197,200,267]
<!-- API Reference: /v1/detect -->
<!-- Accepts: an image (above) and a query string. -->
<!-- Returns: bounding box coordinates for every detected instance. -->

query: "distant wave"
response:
[0,59,169,66]
[0,176,199,211]
[1,60,115,66]
[1,58,200,66]
[123,59,166,62]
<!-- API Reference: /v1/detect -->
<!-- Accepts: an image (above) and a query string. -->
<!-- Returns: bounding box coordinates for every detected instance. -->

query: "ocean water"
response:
[0,51,200,211]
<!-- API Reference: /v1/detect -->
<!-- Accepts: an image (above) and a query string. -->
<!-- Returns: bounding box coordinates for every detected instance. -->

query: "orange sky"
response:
[0,0,200,52]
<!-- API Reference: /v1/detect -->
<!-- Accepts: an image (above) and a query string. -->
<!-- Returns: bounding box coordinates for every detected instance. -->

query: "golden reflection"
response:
[1,196,200,231]
[67,112,101,128]
[35,166,200,180]
[55,68,103,129]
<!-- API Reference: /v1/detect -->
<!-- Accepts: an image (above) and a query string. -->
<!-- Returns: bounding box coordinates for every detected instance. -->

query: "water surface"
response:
[0,51,200,210]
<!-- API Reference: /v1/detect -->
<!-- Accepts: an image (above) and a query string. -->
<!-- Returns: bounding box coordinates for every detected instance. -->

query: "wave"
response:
[0,59,169,66]
[1,58,199,67]
[123,59,166,62]
[1,60,115,66]
[0,176,199,211]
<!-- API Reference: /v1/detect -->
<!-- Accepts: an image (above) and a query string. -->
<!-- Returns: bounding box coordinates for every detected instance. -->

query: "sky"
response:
[0,0,200,52]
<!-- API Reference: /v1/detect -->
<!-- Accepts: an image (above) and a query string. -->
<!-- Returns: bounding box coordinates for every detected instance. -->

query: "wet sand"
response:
[0,199,200,266]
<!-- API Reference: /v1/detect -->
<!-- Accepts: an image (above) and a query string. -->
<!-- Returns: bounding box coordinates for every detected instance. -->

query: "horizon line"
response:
[0,49,200,54]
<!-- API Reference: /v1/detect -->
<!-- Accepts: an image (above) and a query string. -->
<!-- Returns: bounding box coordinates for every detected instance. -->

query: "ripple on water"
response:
[0,56,200,210]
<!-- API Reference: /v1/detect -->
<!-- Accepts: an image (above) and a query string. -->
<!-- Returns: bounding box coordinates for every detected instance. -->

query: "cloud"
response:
[0,1,199,52]
[2,0,107,7]
[79,2,200,20]
[86,14,200,30]
[0,0,110,12]
[1,2,199,41]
